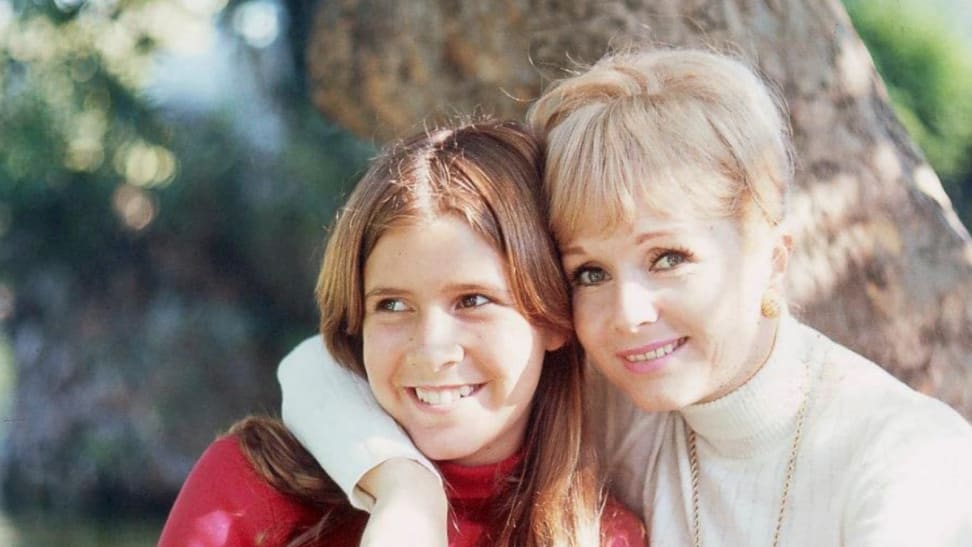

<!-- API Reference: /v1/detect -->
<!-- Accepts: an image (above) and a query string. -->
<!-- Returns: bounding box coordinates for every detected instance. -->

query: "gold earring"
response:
[760,291,781,319]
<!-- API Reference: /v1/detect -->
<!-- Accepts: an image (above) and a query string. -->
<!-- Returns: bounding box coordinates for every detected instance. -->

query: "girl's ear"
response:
[542,329,568,353]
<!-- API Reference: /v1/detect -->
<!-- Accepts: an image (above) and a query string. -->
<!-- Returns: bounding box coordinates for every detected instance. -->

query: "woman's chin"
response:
[618,374,709,412]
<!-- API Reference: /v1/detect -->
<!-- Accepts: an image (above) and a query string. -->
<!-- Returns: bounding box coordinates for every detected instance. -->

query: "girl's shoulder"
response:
[601,495,648,547]
[159,435,328,546]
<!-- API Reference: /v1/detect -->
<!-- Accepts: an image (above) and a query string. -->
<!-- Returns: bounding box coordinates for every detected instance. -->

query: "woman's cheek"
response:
[571,291,603,343]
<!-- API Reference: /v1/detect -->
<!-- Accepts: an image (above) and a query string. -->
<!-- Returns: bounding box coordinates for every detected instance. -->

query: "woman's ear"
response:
[543,329,568,353]
[770,231,793,285]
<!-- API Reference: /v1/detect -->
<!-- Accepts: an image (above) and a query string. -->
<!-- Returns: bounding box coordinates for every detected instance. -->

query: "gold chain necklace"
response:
[686,361,813,547]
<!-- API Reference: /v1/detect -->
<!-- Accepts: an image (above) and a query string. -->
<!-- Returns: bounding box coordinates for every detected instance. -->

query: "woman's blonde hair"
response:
[526,48,794,244]
[238,119,603,546]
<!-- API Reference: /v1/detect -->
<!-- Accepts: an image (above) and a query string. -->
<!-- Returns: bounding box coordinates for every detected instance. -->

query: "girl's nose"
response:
[406,308,464,372]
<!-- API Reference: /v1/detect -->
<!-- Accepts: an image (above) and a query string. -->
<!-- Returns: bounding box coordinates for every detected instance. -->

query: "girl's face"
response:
[362,214,563,465]
[560,193,786,412]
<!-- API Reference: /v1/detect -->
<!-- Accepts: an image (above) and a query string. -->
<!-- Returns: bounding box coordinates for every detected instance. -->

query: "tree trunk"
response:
[306,0,972,418]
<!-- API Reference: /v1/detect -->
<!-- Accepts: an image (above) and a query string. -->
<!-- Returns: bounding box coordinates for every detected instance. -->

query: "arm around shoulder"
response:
[278,335,442,509]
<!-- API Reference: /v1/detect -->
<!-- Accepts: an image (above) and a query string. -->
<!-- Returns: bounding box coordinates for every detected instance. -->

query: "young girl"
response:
[277,49,972,546]
[158,120,646,547]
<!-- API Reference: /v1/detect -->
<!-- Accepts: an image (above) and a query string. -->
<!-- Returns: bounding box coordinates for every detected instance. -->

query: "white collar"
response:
[679,314,817,458]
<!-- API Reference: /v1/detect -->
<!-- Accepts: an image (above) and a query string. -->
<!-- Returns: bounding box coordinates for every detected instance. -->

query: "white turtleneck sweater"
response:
[279,316,972,545]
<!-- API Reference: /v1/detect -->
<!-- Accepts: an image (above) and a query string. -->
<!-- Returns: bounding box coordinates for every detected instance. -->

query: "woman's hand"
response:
[358,458,448,547]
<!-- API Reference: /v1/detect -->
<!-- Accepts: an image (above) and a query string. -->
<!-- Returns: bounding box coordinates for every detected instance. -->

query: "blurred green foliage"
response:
[0,0,373,515]
[845,0,972,226]
[0,0,372,344]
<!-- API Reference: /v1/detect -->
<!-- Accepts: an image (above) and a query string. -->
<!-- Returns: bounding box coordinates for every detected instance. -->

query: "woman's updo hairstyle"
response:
[527,48,794,244]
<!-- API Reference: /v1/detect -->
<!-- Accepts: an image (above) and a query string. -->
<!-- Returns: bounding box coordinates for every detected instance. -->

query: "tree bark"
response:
[306,0,972,418]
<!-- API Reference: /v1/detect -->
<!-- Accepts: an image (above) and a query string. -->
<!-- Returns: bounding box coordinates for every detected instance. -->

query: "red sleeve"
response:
[158,436,320,547]
[601,496,648,547]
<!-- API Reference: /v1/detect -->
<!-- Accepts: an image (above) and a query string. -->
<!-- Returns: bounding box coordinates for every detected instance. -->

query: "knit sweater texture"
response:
[278,315,972,545]
[595,315,972,545]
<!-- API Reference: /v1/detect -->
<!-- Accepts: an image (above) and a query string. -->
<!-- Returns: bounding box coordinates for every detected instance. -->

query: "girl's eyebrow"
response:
[365,281,509,298]
[446,282,509,295]
[364,287,407,298]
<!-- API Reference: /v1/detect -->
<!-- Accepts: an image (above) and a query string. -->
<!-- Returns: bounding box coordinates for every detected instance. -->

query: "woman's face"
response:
[362,214,562,465]
[560,193,785,412]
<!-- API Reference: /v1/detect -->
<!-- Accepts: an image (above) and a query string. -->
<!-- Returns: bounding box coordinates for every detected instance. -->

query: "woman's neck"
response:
[698,313,781,405]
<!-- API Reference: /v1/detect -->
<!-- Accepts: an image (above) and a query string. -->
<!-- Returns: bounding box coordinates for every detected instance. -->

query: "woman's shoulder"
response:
[601,495,648,547]
[800,321,972,459]
[159,435,322,547]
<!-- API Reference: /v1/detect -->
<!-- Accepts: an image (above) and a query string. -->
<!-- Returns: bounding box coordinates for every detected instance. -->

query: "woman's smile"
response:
[562,196,782,411]
[617,336,689,373]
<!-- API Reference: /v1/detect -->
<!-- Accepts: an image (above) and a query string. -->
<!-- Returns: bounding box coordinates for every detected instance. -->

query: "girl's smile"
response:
[361,214,563,465]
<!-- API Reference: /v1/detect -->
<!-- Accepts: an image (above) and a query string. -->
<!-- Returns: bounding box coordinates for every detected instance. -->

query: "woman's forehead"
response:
[552,168,736,242]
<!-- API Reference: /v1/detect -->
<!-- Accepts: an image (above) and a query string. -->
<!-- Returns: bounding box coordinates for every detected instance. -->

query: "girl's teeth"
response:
[415,385,476,405]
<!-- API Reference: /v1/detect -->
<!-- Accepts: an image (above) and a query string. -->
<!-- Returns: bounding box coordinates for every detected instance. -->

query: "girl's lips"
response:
[617,337,688,373]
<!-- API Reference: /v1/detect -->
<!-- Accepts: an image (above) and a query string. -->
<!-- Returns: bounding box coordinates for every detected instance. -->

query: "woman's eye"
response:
[573,267,608,286]
[458,294,490,309]
[652,252,687,271]
[377,299,408,312]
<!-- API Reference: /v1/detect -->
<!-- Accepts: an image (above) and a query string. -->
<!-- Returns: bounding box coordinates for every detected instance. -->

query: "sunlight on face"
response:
[361,215,559,465]
[560,194,784,411]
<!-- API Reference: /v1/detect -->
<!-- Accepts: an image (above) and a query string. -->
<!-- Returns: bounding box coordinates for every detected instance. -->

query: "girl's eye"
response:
[376,298,408,312]
[652,251,688,271]
[573,266,609,287]
[458,294,490,309]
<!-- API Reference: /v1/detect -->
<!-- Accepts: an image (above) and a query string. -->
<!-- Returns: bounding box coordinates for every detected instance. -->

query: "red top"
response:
[159,436,646,546]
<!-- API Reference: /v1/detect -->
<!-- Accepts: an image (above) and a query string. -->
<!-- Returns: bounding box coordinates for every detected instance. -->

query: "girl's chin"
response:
[410,435,481,463]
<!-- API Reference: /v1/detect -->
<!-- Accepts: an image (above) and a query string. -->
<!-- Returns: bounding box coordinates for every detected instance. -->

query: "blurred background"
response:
[0,0,969,544]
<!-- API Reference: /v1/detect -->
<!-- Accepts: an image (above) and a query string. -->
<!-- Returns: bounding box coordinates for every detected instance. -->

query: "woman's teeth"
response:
[414,385,476,405]
[626,338,686,362]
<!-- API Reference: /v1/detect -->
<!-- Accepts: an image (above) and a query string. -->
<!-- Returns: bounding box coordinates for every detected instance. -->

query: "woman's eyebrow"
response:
[561,230,673,258]
[560,243,588,258]
[634,230,673,245]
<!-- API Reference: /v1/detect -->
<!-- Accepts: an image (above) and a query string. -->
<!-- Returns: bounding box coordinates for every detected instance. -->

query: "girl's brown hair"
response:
[236,119,602,546]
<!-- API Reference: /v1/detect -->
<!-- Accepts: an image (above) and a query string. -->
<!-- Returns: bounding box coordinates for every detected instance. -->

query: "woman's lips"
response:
[617,337,688,373]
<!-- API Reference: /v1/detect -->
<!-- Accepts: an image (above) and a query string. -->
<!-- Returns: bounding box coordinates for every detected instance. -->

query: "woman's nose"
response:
[406,309,464,372]
[610,279,660,333]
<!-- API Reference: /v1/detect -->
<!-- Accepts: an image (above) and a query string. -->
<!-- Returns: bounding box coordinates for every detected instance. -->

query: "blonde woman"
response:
[279,50,972,546]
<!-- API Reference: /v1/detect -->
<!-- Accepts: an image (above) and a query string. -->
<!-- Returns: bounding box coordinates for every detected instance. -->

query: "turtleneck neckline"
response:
[436,450,523,503]
[679,314,814,458]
